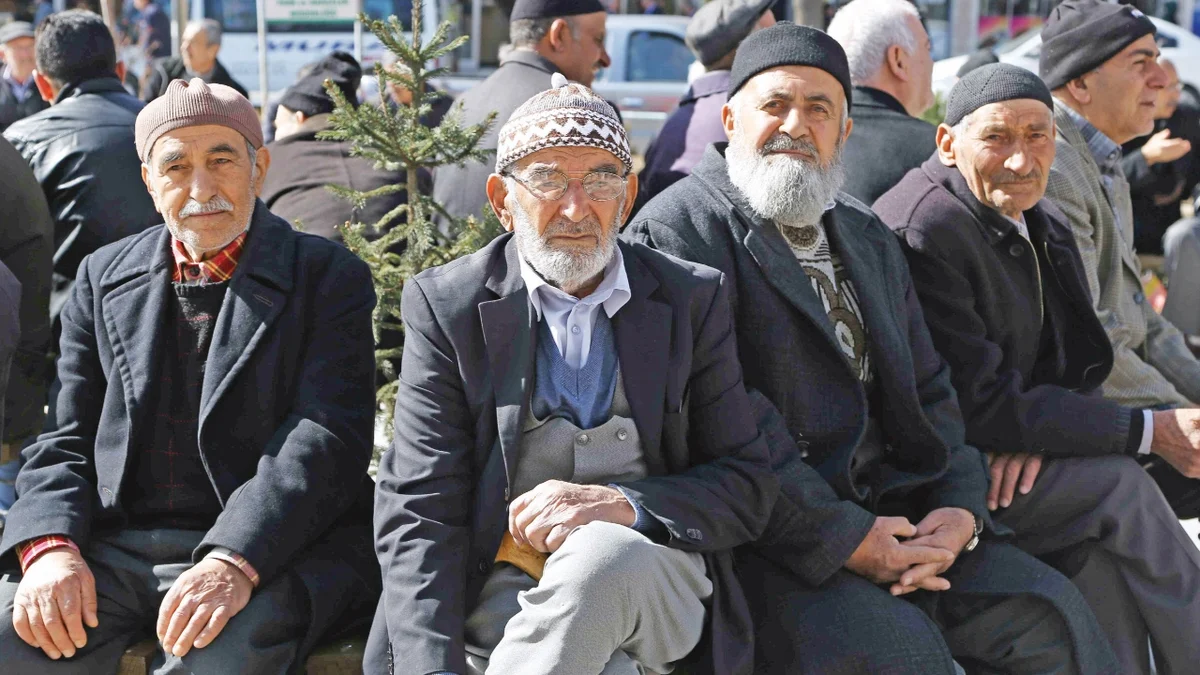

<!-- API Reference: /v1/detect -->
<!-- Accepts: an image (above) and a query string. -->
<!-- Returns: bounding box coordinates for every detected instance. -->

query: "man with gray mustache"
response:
[626,22,1115,674]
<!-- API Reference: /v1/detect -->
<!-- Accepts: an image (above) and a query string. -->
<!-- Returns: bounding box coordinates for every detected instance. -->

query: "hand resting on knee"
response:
[11,548,98,660]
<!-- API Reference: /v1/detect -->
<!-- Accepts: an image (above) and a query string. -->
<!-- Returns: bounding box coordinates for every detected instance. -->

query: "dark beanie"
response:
[1039,0,1156,90]
[728,21,852,108]
[511,0,605,21]
[956,48,999,78]
[944,63,1054,126]
[279,51,362,117]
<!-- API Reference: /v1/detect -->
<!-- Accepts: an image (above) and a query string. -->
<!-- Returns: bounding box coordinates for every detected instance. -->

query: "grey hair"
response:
[509,16,576,49]
[826,0,921,85]
[186,18,223,47]
[950,111,975,140]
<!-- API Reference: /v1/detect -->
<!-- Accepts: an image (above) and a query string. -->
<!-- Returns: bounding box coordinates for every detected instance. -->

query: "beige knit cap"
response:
[135,78,263,162]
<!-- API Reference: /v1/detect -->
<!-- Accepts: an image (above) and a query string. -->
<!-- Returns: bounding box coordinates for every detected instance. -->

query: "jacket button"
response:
[504,488,510,501]
[686,528,703,541]
[616,428,628,441]
[577,433,590,445]
[1008,244,1023,257]
[478,560,490,574]
[1134,292,1145,304]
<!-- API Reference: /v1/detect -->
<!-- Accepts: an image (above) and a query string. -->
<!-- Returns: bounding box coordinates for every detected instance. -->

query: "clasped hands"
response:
[845,507,976,597]
[12,548,253,660]
[507,479,637,554]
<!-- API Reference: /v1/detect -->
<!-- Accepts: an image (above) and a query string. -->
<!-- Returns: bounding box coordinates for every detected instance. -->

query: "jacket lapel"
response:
[612,243,671,475]
[479,237,535,491]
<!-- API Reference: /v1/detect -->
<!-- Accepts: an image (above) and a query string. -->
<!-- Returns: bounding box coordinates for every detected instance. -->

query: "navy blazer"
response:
[0,205,380,648]
[367,235,778,675]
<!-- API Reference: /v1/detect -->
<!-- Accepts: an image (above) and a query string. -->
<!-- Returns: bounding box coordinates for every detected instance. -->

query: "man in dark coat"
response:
[263,52,424,242]
[827,0,937,205]
[635,0,774,214]
[369,75,776,675]
[3,11,159,330]
[0,22,48,132]
[627,23,1117,674]
[0,78,379,673]
[134,0,172,59]
[432,0,611,228]
[141,19,248,103]
[876,63,1200,675]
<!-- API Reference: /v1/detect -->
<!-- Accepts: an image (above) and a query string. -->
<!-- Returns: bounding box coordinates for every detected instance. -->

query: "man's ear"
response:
[141,161,164,213]
[115,60,126,83]
[935,123,957,166]
[887,44,909,82]
[721,103,735,140]
[33,71,56,102]
[1062,76,1092,106]
[252,146,271,195]
[486,174,513,231]
[841,115,854,144]
[547,18,573,53]
[620,173,638,229]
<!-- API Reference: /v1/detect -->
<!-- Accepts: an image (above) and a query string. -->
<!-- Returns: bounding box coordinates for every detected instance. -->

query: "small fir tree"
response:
[320,6,502,427]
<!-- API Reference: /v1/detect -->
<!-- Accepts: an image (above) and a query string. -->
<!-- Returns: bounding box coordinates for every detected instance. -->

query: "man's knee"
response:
[545,522,692,597]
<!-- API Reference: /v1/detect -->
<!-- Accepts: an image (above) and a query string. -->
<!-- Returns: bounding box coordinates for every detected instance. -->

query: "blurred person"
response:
[4,10,158,334]
[640,0,664,13]
[827,0,937,205]
[1121,57,1198,254]
[1163,195,1200,336]
[134,0,171,59]
[142,19,247,102]
[432,0,611,229]
[381,50,454,129]
[635,0,775,214]
[0,22,48,131]
[33,0,53,26]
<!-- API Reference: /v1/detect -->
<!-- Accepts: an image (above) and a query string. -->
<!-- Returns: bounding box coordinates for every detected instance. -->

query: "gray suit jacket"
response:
[1045,100,1200,407]
[367,235,777,675]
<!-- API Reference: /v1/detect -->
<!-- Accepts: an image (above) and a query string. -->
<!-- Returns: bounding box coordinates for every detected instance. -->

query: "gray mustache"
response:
[179,196,234,218]
[761,133,819,157]
[991,169,1043,184]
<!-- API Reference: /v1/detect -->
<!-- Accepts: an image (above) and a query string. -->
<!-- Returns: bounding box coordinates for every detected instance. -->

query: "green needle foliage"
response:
[321,4,502,431]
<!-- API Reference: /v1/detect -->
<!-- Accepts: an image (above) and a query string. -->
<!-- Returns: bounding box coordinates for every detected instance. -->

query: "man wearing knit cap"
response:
[629,22,1117,674]
[1041,1,1200,526]
[0,77,380,673]
[262,51,416,242]
[371,73,777,675]
[877,62,1200,675]
[635,0,775,213]
[432,0,611,230]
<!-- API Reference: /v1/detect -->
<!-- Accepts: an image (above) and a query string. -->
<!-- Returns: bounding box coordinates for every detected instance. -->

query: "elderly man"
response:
[1040,0,1200,518]
[875,63,1200,675]
[628,23,1117,674]
[0,78,379,673]
[635,0,775,213]
[0,22,48,131]
[368,74,777,675]
[432,0,611,227]
[142,19,248,103]
[827,0,936,205]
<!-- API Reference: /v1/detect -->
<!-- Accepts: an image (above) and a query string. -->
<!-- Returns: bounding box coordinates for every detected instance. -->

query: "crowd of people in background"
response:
[3,0,1200,673]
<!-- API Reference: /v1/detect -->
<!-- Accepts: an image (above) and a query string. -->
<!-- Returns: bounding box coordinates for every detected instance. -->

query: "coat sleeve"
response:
[199,254,378,584]
[371,278,474,675]
[612,274,778,552]
[1121,149,1156,191]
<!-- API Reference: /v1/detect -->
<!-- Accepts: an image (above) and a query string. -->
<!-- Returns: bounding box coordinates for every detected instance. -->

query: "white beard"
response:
[511,194,624,294]
[725,125,846,227]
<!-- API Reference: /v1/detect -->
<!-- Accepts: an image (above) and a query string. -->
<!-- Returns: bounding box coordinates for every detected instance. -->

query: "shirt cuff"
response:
[1138,409,1154,455]
[16,536,78,573]
[205,547,261,587]
[611,485,669,544]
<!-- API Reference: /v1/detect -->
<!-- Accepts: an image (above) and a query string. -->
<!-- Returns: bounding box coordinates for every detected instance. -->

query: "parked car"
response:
[932,17,1200,95]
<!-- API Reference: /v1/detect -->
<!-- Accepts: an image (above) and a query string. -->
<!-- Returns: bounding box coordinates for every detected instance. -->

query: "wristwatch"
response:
[964,513,984,553]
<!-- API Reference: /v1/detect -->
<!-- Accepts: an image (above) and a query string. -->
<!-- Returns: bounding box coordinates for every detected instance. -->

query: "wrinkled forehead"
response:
[511,147,623,175]
[1,36,33,50]
[741,65,846,110]
[149,124,248,165]
[962,99,1054,132]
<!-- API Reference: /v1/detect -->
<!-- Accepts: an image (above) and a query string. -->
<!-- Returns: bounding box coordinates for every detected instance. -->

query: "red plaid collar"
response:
[171,232,247,284]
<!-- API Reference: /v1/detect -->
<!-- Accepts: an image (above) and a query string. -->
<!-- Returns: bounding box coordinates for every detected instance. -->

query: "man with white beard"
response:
[368,73,777,675]
[626,22,1118,674]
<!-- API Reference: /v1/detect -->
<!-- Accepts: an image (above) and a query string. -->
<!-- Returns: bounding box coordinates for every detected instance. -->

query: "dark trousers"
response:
[739,540,1119,675]
[1142,454,1200,519]
[0,529,312,675]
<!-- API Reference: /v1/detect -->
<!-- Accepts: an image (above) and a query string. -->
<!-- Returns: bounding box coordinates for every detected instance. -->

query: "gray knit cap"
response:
[495,73,631,174]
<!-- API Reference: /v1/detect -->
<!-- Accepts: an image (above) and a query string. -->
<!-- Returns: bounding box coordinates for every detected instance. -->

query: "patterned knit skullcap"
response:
[495,73,631,174]
[136,78,263,162]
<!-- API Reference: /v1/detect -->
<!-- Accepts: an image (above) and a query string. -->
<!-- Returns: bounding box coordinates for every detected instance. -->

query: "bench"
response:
[117,636,366,675]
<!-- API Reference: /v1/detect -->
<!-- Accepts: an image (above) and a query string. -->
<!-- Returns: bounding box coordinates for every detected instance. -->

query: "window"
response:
[626,31,692,83]
[205,0,413,33]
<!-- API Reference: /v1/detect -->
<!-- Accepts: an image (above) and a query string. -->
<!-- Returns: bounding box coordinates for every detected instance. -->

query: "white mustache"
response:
[179,196,234,218]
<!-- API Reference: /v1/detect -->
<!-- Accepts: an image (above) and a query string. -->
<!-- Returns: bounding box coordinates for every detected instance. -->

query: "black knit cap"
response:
[945,63,1054,126]
[728,21,852,108]
[279,51,362,117]
[1039,0,1156,90]
[511,0,605,21]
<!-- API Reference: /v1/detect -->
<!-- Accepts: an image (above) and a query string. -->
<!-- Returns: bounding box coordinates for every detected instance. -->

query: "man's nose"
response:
[557,181,592,222]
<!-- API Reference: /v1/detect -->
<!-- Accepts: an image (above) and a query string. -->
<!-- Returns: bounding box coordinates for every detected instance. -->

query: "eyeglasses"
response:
[506,169,628,202]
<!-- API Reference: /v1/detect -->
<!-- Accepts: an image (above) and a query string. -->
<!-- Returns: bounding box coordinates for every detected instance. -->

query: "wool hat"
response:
[0,21,34,45]
[279,51,362,117]
[510,0,606,21]
[944,63,1054,127]
[727,21,852,108]
[1039,0,1156,90]
[136,78,263,162]
[956,48,999,78]
[495,72,631,173]
[685,0,774,68]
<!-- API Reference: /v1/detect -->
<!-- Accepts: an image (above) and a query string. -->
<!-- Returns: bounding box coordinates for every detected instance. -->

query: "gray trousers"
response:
[0,529,310,675]
[466,521,712,675]
[995,455,1200,675]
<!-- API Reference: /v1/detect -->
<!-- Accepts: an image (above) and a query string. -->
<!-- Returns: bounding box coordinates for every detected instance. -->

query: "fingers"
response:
[26,603,62,659]
[193,605,233,650]
[156,583,181,643]
[170,604,215,657]
[80,570,98,629]
[893,544,955,569]
[1018,454,1043,496]
[56,584,88,652]
[12,601,38,648]
[36,590,77,658]
[508,491,534,549]
[161,595,196,656]
[542,523,574,553]
[999,453,1025,508]
[877,516,916,539]
[987,455,1007,510]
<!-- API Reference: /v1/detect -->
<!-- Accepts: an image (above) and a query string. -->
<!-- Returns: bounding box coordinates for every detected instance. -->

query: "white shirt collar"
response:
[1004,213,1030,240]
[518,243,631,321]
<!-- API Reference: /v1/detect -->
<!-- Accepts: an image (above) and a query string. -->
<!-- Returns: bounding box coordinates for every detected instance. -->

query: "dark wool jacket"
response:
[874,156,1136,458]
[841,86,937,206]
[142,56,249,102]
[0,205,381,652]
[626,143,993,589]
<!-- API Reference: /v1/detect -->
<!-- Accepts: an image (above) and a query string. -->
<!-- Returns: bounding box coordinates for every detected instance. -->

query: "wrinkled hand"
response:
[985,452,1043,510]
[156,558,253,658]
[1152,409,1200,477]
[1141,128,1192,166]
[12,548,98,660]
[844,516,954,590]
[509,480,636,554]
[890,508,976,596]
